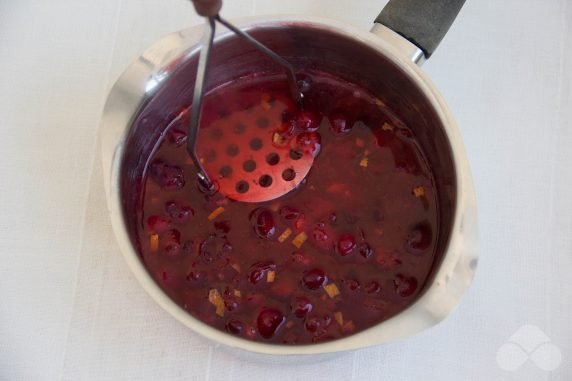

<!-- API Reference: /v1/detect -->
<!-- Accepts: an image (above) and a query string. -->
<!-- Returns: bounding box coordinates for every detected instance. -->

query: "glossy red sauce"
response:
[136,70,439,344]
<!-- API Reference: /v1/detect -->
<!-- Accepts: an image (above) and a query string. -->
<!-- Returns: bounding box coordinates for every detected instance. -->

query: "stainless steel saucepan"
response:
[100,0,478,355]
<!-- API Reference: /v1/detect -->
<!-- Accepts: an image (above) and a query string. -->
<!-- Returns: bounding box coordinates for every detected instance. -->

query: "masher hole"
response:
[249,138,263,151]
[234,123,246,135]
[289,149,302,160]
[209,128,223,141]
[226,144,239,157]
[259,175,273,188]
[205,149,217,163]
[282,168,296,181]
[236,181,249,193]
[257,118,270,129]
[243,160,256,173]
[219,165,232,178]
[266,152,280,166]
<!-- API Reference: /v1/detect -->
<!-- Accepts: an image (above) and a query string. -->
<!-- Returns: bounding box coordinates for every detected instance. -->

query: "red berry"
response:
[336,233,356,256]
[165,201,194,224]
[214,220,231,234]
[394,274,418,297]
[199,234,232,263]
[406,221,433,254]
[248,261,276,285]
[186,270,204,282]
[291,296,313,318]
[329,110,353,135]
[291,251,310,265]
[147,215,171,233]
[365,280,381,294]
[358,242,374,259]
[302,268,327,290]
[305,316,321,332]
[310,223,333,250]
[161,229,181,257]
[226,320,244,335]
[257,308,285,339]
[293,216,306,231]
[296,132,321,158]
[167,128,187,146]
[250,208,276,239]
[279,205,302,221]
[149,159,185,190]
[343,279,361,291]
[312,228,330,243]
[244,325,257,339]
[224,298,239,312]
[289,110,321,132]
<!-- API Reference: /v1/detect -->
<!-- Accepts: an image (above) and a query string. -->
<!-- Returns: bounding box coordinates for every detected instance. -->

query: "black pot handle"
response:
[375,0,466,58]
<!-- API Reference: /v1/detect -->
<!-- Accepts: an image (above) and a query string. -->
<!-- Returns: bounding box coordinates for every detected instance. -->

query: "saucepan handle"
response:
[375,0,466,59]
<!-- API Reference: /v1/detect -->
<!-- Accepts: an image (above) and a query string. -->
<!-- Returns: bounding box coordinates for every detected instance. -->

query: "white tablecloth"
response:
[1,0,571,379]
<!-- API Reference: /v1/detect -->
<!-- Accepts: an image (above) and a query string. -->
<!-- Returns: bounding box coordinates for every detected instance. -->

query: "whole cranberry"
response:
[358,242,374,259]
[213,220,231,234]
[302,268,327,290]
[182,240,194,255]
[296,132,321,158]
[149,159,185,190]
[226,320,244,335]
[147,215,171,234]
[291,296,313,318]
[305,316,321,332]
[291,251,311,265]
[365,280,381,294]
[248,261,276,285]
[161,229,181,257]
[244,325,257,339]
[394,274,418,297]
[279,206,302,221]
[406,221,433,254]
[343,279,361,291]
[165,201,194,224]
[250,208,276,239]
[257,308,285,339]
[312,228,330,243]
[293,217,306,231]
[336,233,357,256]
[224,298,239,312]
[329,110,353,135]
[186,270,204,282]
[289,110,321,132]
[199,234,232,263]
[167,128,187,146]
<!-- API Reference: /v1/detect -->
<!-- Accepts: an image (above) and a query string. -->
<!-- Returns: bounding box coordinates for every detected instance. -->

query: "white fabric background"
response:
[1,0,571,380]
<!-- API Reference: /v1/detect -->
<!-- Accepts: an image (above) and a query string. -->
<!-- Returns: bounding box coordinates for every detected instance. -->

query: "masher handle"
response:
[191,0,222,17]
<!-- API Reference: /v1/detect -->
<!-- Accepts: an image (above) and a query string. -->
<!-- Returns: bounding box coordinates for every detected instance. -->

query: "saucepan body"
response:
[100,15,477,355]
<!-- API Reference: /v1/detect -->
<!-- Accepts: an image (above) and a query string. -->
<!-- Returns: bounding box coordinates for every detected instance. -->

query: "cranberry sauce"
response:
[136,70,439,344]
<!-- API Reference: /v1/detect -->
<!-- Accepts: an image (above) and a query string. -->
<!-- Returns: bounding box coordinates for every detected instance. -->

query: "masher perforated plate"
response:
[195,103,314,202]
